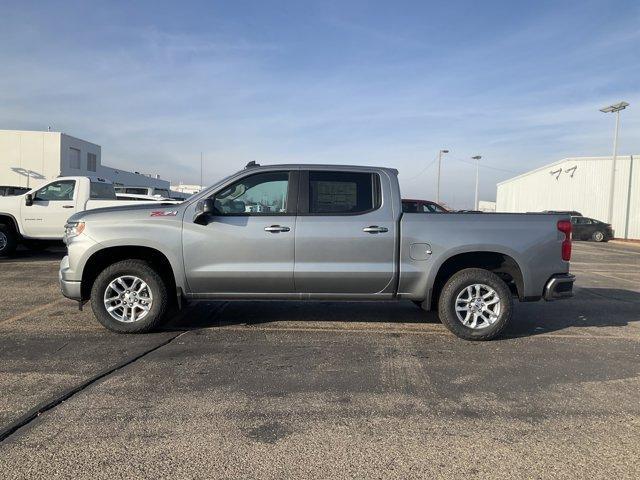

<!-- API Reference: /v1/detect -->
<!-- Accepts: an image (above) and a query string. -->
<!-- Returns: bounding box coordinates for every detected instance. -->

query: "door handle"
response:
[264,225,290,233]
[363,225,388,234]
[62,205,74,209]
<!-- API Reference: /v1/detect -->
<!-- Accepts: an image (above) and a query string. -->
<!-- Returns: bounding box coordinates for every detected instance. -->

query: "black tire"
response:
[0,224,18,257]
[591,231,606,242]
[437,268,513,341]
[90,259,169,333]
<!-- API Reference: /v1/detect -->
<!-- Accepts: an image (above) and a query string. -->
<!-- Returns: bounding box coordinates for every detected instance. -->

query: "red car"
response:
[402,199,449,213]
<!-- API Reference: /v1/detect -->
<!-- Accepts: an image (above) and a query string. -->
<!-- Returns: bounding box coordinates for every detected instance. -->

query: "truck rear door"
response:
[294,169,397,295]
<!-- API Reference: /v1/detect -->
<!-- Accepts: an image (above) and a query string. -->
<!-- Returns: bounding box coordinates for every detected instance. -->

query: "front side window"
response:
[309,171,378,214]
[213,172,289,215]
[34,180,76,201]
[69,148,81,169]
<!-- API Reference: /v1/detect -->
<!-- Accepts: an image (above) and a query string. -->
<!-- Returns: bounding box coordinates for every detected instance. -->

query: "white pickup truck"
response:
[0,176,180,256]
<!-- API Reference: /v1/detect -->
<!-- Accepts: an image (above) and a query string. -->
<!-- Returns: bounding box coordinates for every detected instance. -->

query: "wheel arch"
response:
[0,213,21,236]
[429,250,525,310]
[81,246,179,303]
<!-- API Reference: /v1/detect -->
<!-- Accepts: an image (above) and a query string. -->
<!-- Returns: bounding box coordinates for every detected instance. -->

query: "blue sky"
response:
[1,0,638,207]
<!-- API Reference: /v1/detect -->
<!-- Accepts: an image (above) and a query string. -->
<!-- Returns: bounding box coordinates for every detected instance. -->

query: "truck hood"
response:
[0,194,22,213]
[68,202,185,222]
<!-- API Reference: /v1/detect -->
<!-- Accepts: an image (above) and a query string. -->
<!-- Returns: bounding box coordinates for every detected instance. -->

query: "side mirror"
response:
[194,199,215,225]
[25,194,33,206]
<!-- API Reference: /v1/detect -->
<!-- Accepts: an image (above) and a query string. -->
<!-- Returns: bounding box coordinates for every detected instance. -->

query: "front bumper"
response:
[59,255,82,300]
[543,274,575,301]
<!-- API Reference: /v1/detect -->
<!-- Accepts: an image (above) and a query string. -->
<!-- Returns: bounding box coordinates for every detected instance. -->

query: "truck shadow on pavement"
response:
[1,247,66,263]
[504,287,640,338]
[165,287,640,339]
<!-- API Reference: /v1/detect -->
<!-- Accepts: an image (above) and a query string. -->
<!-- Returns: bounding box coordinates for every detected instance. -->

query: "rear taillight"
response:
[557,220,572,261]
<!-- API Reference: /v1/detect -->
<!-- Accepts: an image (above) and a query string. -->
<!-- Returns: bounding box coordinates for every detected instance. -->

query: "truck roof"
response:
[243,163,399,175]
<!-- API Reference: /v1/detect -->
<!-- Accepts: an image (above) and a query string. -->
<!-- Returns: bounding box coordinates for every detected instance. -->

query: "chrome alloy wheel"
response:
[454,283,501,330]
[103,275,153,323]
[0,231,7,251]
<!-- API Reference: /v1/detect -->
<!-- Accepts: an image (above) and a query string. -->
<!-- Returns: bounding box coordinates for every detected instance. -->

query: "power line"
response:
[451,157,518,174]
[402,156,439,182]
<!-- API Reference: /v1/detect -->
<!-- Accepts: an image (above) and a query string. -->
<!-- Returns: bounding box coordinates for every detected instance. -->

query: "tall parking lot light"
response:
[600,101,629,224]
[472,155,482,210]
[436,149,449,204]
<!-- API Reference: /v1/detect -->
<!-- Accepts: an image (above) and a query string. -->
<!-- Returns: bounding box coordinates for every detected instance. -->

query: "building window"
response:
[69,147,81,169]
[87,153,97,172]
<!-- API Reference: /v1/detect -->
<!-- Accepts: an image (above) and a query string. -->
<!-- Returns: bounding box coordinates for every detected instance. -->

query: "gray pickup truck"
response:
[59,163,574,340]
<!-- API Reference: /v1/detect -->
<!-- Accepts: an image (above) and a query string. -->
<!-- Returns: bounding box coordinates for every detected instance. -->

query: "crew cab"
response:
[0,176,179,255]
[59,163,575,341]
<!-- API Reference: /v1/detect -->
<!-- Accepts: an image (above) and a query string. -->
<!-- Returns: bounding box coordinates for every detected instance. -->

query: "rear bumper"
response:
[543,274,575,301]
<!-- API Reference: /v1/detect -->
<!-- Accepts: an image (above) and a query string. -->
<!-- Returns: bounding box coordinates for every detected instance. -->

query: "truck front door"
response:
[294,170,397,295]
[20,179,78,238]
[182,170,298,295]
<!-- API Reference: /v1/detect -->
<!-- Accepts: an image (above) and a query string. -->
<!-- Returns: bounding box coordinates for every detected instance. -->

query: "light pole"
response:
[600,101,629,224]
[472,155,481,210]
[436,149,449,204]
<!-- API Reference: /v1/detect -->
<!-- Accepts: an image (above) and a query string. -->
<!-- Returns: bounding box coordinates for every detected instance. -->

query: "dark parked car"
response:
[0,185,29,197]
[402,199,449,213]
[571,216,613,242]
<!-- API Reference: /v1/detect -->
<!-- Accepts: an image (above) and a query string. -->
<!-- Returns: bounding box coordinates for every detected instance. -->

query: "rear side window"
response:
[309,171,379,214]
[90,182,116,199]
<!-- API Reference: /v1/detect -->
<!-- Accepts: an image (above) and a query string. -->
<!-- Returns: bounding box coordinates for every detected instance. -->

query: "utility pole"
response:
[200,152,203,191]
[600,101,629,224]
[436,149,449,204]
[472,155,481,210]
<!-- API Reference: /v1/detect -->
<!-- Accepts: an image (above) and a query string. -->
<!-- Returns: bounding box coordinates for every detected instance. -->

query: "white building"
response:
[478,200,496,212]
[170,183,202,195]
[497,155,639,240]
[0,129,170,191]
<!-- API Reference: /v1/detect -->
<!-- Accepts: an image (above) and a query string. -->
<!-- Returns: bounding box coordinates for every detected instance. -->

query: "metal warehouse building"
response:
[496,155,639,240]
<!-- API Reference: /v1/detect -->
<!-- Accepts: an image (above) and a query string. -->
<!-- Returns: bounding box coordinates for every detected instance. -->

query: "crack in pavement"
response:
[0,301,229,443]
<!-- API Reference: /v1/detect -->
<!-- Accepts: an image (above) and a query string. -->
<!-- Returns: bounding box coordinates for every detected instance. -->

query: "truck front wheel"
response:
[90,259,169,333]
[0,225,18,257]
[438,268,513,341]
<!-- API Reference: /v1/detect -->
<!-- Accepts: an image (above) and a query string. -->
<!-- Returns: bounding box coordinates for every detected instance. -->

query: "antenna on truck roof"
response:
[245,161,260,169]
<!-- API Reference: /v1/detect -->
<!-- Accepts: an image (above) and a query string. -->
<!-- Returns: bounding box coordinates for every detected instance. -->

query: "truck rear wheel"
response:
[0,225,18,257]
[438,268,513,341]
[90,259,169,333]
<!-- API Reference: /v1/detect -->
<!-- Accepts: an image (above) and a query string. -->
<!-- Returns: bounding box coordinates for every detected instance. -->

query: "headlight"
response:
[64,221,85,241]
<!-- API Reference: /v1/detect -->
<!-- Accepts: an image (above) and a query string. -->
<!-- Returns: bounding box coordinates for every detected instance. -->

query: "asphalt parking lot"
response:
[0,242,638,479]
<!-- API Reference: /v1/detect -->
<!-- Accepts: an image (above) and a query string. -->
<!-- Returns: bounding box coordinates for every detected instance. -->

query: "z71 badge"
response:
[150,210,178,217]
